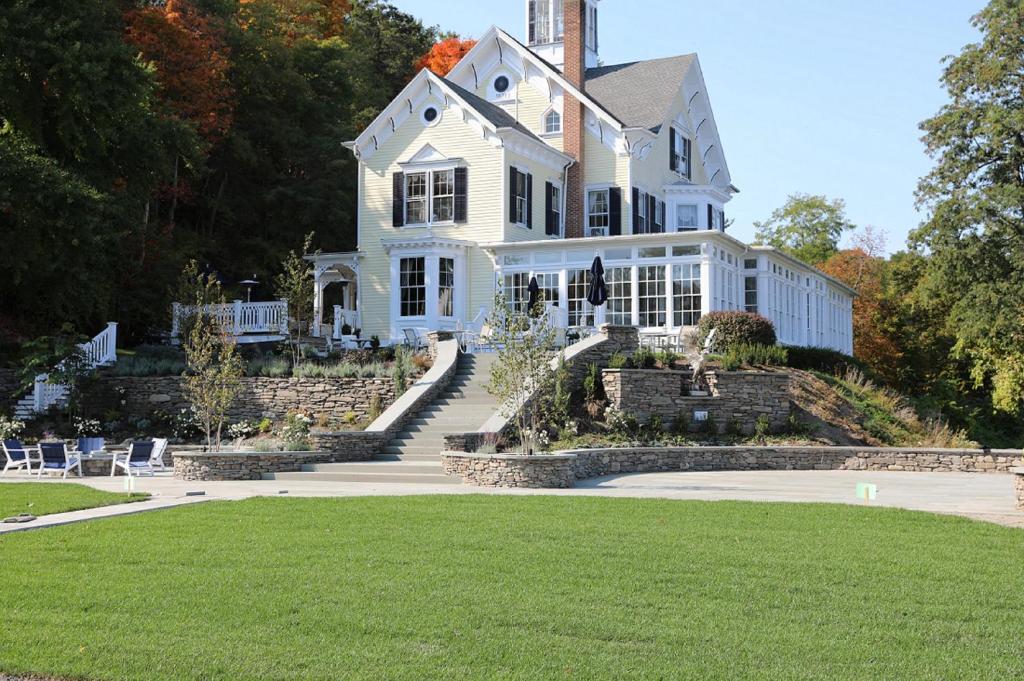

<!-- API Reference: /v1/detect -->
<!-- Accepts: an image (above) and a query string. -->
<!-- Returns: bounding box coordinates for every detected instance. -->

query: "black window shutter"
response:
[609,187,622,236]
[649,195,659,233]
[454,167,468,223]
[686,140,692,179]
[509,168,518,223]
[720,208,725,230]
[669,130,678,173]
[544,181,555,235]
[707,204,714,231]
[631,187,640,233]
[392,172,404,227]
[659,201,666,232]
[526,173,534,229]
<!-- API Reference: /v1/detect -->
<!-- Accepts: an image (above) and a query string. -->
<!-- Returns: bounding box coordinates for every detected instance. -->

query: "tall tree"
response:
[913,0,1024,416]
[417,36,477,76]
[754,193,855,265]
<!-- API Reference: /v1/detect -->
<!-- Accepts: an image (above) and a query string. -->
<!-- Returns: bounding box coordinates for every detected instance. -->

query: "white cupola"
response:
[526,0,600,71]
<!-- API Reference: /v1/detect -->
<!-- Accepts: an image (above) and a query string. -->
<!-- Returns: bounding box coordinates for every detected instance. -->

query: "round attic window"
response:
[422,106,440,126]
[494,75,510,93]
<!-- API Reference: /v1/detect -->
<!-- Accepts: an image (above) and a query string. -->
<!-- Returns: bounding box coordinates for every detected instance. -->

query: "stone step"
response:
[422,399,497,409]
[404,416,490,428]
[304,462,443,475]
[377,453,442,462]
[383,445,444,456]
[269,471,461,485]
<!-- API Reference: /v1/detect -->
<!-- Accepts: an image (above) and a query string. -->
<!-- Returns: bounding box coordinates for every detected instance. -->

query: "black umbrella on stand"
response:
[527,276,541,316]
[586,256,608,307]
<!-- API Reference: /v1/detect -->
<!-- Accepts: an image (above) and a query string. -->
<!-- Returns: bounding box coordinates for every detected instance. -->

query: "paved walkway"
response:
[1,470,1021,532]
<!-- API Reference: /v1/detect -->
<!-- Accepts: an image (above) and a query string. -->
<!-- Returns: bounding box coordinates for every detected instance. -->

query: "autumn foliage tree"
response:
[417,36,477,76]
[124,0,235,146]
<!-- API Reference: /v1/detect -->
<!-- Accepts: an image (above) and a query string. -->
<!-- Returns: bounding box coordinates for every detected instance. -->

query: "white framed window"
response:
[712,208,724,231]
[432,169,454,222]
[543,109,562,135]
[638,265,667,328]
[676,204,699,230]
[511,168,529,226]
[421,105,441,127]
[636,190,648,233]
[567,268,594,327]
[673,263,701,327]
[671,128,692,179]
[536,272,560,308]
[606,267,632,326]
[438,257,454,318]
[529,0,564,44]
[399,257,426,318]
[405,169,456,226]
[587,189,609,237]
[586,3,599,51]
[405,173,428,225]
[503,272,530,314]
[550,184,562,235]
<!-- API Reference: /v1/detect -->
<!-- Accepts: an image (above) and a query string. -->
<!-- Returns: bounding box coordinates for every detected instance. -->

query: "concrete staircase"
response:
[271,353,498,485]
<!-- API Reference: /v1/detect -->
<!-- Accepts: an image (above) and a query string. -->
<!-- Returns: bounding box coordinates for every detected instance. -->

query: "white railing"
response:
[31,323,118,414]
[171,300,289,338]
[331,306,362,339]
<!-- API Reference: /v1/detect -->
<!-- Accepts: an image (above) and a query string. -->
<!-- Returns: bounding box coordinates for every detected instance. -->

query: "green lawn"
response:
[1,496,1022,680]
[0,482,148,518]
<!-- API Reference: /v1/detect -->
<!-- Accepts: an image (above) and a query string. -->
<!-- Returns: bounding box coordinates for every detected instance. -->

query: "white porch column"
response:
[232,300,243,335]
[312,268,323,338]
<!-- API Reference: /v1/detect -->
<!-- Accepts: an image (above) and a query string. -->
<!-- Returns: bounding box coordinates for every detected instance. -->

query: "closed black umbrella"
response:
[527,276,541,315]
[586,256,607,307]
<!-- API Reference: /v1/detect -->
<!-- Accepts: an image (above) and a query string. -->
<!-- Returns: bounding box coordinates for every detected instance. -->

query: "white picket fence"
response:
[18,323,118,416]
[171,300,289,338]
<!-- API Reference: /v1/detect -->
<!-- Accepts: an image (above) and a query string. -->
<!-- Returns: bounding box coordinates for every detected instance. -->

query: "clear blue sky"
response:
[395,0,986,254]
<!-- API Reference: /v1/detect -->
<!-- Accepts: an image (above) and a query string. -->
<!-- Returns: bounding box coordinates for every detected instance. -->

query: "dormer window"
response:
[543,109,561,135]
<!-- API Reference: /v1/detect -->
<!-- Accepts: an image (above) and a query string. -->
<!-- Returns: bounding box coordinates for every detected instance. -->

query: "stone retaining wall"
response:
[602,369,791,433]
[441,452,576,488]
[1014,469,1024,511]
[443,446,1023,488]
[172,451,334,481]
[86,375,400,424]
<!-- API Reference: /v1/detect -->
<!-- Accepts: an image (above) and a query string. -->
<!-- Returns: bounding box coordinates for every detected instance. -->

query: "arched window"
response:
[543,109,561,135]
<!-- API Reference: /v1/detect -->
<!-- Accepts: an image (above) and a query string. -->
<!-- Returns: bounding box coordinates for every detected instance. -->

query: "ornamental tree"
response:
[416,36,477,76]
[754,193,855,266]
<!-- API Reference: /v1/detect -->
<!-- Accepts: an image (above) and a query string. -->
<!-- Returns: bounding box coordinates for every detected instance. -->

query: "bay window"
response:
[438,258,454,317]
[399,257,426,317]
[676,204,699,230]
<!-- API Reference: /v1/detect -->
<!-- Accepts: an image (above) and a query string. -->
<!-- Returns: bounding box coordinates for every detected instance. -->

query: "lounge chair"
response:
[150,438,169,471]
[111,441,157,478]
[77,437,106,456]
[37,442,82,479]
[2,439,41,475]
[403,328,424,353]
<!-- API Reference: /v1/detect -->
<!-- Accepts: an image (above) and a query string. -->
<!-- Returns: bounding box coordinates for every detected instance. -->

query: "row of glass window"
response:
[399,257,454,318]
[503,264,702,328]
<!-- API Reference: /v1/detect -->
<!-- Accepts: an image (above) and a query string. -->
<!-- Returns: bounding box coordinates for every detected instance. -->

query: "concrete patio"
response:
[2,469,1021,533]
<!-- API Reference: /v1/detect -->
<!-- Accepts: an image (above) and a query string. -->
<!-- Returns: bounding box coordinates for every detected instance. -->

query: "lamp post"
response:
[240,276,259,303]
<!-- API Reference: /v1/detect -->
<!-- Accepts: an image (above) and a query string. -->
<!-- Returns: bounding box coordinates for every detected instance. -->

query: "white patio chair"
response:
[150,438,169,471]
[2,440,41,475]
[402,328,424,353]
[111,441,157,478]
[37,442,82,479]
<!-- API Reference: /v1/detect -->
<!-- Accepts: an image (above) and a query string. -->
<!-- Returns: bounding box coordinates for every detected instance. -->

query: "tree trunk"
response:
[169,155,179,226]
[208,172,228,235]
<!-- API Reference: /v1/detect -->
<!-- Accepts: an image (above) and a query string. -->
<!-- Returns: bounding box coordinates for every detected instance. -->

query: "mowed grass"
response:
[0,482,148,518]
[1,496,1022,680]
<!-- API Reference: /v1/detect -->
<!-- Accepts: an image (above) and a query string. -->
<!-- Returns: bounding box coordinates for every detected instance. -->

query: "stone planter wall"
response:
[572,446,1024,479]
[602,369,791,433]
[86,375,401,424]
[442,452,577,488]
[172,451,335,481]
[1013,469,1024,511]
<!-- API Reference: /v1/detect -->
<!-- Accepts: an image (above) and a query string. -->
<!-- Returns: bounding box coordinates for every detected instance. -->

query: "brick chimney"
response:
[562,0,586,239]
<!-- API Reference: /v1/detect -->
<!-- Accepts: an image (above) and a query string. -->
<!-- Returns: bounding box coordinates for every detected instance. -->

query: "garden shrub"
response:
[722,343,788,370]
[630,348,657,369]
[697,311,777,350]
[608,353,628,369]
[784,345,865,375]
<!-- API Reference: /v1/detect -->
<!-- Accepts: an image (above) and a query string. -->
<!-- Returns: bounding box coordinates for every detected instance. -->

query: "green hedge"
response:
[783,346,865,375]
[697,311,777,349]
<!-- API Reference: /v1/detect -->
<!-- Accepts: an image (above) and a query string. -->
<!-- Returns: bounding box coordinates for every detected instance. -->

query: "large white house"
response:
[312,0,854,353]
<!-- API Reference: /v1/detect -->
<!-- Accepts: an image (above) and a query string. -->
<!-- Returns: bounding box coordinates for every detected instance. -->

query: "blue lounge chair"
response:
[111,441,157,478]
[3,439,42,475]
[37,442,83,479]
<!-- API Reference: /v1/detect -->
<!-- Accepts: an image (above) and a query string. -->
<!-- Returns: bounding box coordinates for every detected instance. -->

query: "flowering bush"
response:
[278,412,313,451]
[73,417,103,437]
[604,406,638,434]
[0,416,26,441]
[227,420,260,441]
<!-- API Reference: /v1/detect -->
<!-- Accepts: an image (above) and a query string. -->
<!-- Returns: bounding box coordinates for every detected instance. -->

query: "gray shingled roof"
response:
[585,54,697,133]
[440,77,542,142]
